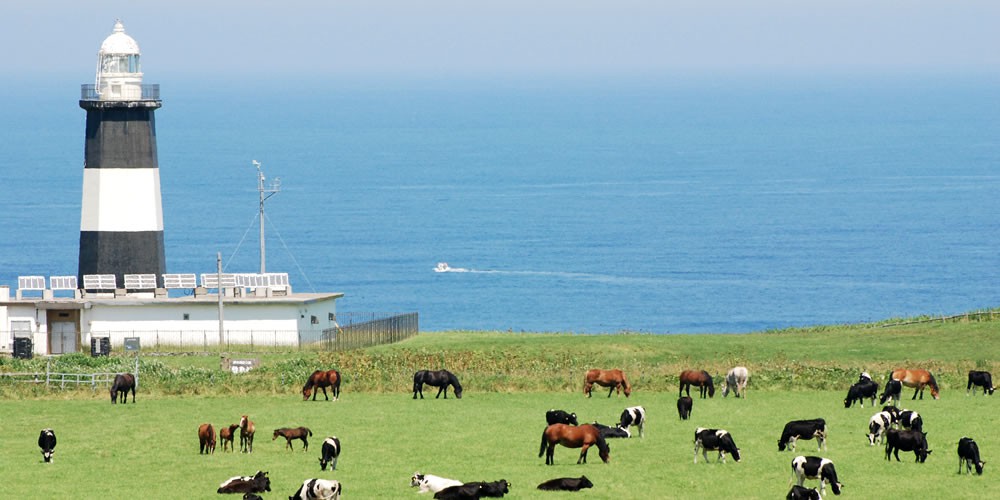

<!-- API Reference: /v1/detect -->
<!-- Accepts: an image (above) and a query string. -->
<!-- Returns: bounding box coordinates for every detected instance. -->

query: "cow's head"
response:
[778,439,788,452]
[568,413,578,426]
[410,474,425,487]
[41,448,54,463]
[974,461,986,475]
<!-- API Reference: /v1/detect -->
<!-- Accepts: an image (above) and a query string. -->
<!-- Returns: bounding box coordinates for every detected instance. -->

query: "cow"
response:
[537,476,593,491]
[866,411,893,446]
[787,485,823,500]
[677,396,693,420]
[319,436,341,471]
[590,421,631,439]
[199,423,216,454]
[844,379,879,408]
[38,429,56,463]
[694,428,741,463]
[433,480,509,500]
[879,379,902,406]
[411,473,463,494]
[618,406,646,438]
[859,371,872,383]
[790,456,842,496]
[217,470,271,495]
[884,428,931,463]
[898,410,923,432]
[778,419,827,452]
[722,366,749,398]
[289,478,342,500]
[220,424,240,452]
[957,437,985,475]
[546,409,578,426]
[967,370,995,396]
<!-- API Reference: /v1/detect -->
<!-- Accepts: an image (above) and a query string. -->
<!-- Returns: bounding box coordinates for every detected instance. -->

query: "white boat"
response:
[434,262,451,272]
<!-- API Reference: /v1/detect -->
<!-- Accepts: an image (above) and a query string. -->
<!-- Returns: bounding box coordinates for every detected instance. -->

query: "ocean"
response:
[2,73,998,333]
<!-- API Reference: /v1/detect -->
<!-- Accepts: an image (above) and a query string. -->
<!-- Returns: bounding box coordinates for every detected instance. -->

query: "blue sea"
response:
[2,73,999,333]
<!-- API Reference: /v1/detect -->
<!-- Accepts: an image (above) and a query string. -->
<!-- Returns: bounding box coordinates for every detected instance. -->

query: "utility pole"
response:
[253,160,280,274]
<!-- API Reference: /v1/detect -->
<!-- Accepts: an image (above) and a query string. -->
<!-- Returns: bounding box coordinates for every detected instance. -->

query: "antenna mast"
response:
[253,160,280,274]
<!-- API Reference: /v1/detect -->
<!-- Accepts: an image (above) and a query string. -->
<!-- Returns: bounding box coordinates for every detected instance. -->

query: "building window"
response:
[311,315,318,325]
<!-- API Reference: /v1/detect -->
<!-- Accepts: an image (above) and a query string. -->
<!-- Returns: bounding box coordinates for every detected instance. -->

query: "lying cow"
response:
[790,455,843,496]
[217,470,271,494]
[867,411,893,446]
[967,370,995,396]
[590,421,631,438]
[242,494,263,500]
[411,473,462,494]
[786,484,822,500]
[778,419,827,452]
[433,480,509,499]
[898,409,923,432]
[619,406,646,438]
[546,409,578,426]
[957,437,985,475]
[844,379,879,408]
[289,478,342,500]
[319,436,341,471]
[885,428,931,463]
[537,476,593,491]
[38,429,57,463]
[677,396,693,420]
[694,428,741,463]
[879,380,902,406]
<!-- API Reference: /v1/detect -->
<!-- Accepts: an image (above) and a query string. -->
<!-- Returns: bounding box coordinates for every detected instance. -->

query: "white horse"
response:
[722,366,749,398]
[410,473,462,494]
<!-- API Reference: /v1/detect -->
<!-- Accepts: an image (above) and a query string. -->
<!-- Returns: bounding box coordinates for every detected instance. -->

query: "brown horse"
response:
[583,369,632,398]
[273,427,313,451]
[198,423,216,454]
[891,368,940,400]
[303,369,341,401]
[539,423,610,465]
[679,370,715,398]
[219,424,240,452]
[239,415,256,453]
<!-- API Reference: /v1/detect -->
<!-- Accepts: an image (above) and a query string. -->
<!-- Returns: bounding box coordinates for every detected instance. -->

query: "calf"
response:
[545,409,578,426]
[884,428,931,463]
[787,485,822,500]
[879,379,902,406]
[790,456,843,496]
[898,410,923,432]
[433,480,509,500]
[677,396,693,420]
[38,428,57,463]
[618,405,646,438]
[591,421,631,439]
[217,470,271,494]
[844,380,879,408]
[694,428,741,463]
[866,411,893,446]
[411,473,463,494]
[537,476,593,491]
[319,436,341,471]
[957,437,985,475]
[289,478,342,500]
[778,419,827,452]
[967,370,995,396]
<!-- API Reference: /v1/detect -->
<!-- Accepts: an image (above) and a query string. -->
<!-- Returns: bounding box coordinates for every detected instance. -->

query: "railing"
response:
[80,84,160,101]
[0,370,117,389]
[318,312,419,351]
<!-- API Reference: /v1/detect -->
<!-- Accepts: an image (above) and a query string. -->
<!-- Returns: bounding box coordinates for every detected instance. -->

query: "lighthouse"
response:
[78,20,165,290]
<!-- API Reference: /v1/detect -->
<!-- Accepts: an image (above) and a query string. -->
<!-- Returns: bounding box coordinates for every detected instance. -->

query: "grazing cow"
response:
[787,485,822,500]
[790,456,842,496]
[618,406,646,438]
[844,380,879,408]
[319,436,341,471]
[866,411,893,446]
[289,478,342,500]
[677,396,693,420]
[537,476,593,491]
[957,437,985,475]
[778,419,827,452]
[722,366,749,398]
[884,428,931,463]
[881,406,901,427]
[38,429,56,463]
[273,426,312,451]
[879,379,902,406]
[967,370,995,396]
[545,409,578,426]
[433,480,509,500]
[898,410,923,432]
[199,423,216,454]
[590,421,631,439]
[220,424,240,452]
[411,473,463,494]
[217,471,271,494]
[693,428,741,463]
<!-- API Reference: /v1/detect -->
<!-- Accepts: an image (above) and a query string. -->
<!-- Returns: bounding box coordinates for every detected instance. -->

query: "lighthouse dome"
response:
[100,20,140,55]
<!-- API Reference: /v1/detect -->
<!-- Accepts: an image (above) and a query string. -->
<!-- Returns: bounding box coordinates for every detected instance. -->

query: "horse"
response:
[239,415,256,453]
[680,370,715,398]
[891,368,940,400]
[110,373,136,404]
[198,423,216,454]
[220,423,240,452]
[722,366,749,398]
[273,427,312,451]
[583,369,631,398]
[303,369,341,401]
[413,369,463,399]
[539,423,610,465]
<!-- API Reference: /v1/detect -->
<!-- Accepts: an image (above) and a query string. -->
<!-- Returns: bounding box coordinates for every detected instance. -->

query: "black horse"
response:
[110,373,136,404]
[412,369,463,399]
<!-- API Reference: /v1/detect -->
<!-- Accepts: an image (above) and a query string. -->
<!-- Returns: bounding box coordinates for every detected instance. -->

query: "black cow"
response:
[694,428,741,463]
[618,406,645,438]
[677,396,693,420]
[778,419,827,452]
[879,379,902,406]
[844,380,879,408]
[898,410,923,432]
[790,455,843,496]
[546,409,578,426]
[590,421,631,438]
[787,485,822,500]
[319,436,341,471]
[957,437,985,475]
[967,370,995,396]
[217,471,271,494]
[537,476,593,491]
[433,480,509,500]
[38,429,57,463]
[885,428,931,463]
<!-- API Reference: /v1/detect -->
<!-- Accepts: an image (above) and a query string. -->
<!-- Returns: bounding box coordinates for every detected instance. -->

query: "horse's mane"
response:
[448,371,462,389]
[928,372,939,389]
[595,432,611,459]
[620,372,631,390]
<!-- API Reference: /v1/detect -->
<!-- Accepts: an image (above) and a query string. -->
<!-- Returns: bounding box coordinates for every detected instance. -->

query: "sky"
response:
[3,1,998,82]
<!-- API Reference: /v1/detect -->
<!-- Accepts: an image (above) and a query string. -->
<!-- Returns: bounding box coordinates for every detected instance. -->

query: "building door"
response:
[50,322,77,354]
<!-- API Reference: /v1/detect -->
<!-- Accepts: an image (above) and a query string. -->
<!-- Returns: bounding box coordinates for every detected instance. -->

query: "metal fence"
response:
[316,312,419,351]
[0,370,118,389]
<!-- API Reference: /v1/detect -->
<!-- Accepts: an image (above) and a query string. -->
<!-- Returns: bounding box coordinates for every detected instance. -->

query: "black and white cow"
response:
[318,436,341,471]
[844,380,879,408]
[967,371,995,396]
[898,410,923,432]
[694,428,741,463]
[411,473,463,494]
[590,421,631,439]
[217,471,271,495]
[787,484,822,500]
[880,405,901,426]
[433,480,509,500]
[866,411,893,446]
[790,456,842,496]
[537,476,593,491]
[957,437,985,475]
[619,406,646,438]
[289,478,342,500]
[778,419,827,452]
[546,409,578,426]
[859,371,872,383]
[879,379,902,406]
[677,396,693,420]
[38,428,57,463]
[884,428,931,463]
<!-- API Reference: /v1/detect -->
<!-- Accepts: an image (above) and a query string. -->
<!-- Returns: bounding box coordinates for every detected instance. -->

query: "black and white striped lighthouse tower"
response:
[78,20,165,289]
